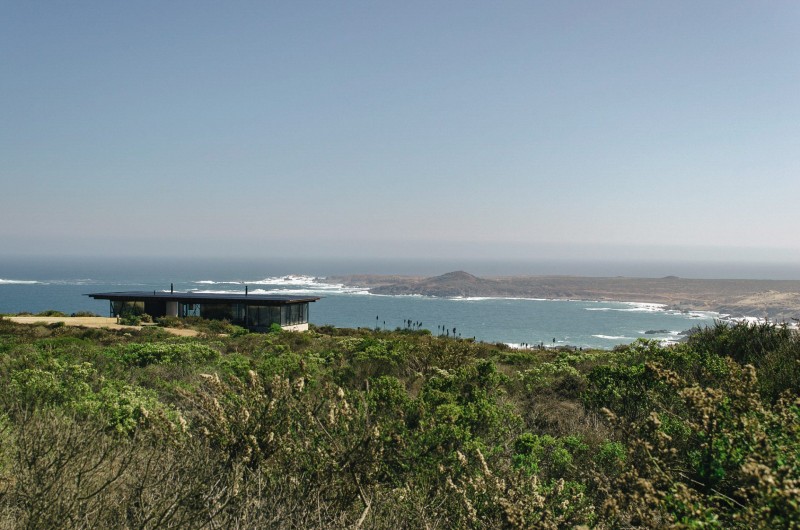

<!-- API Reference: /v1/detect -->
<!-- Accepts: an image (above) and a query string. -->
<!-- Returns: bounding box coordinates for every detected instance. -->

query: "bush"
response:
[3,409,230,528]
[512,433,588,477]
[36,310,68,317]
[689,321,800,401]
[118,314,141,326]
[1,314,798,527]
[116,342,220,367]
[156,316,185,328]
[9,361,96,407]
[93,383,184,434]
[689,321,793,365]
[595,440,626,473]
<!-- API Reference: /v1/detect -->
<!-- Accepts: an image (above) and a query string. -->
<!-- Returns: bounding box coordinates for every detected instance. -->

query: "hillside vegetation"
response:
[0,317,798,528]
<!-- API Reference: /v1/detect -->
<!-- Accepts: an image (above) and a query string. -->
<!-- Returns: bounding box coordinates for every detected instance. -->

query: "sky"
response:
[2,1,799,268]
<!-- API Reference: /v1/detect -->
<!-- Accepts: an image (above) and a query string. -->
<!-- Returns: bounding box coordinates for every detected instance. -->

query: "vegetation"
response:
[155,315,249,336]
[0,317,797,528]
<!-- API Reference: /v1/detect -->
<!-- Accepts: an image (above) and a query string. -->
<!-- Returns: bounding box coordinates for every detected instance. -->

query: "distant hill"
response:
[368,271,502,297]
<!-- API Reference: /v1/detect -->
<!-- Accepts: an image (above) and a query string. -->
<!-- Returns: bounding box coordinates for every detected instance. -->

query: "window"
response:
[112,301,144,316]
[201,304,236,321]
[280,303,308,326]
[181,303,199,317]
[268,306,281,325]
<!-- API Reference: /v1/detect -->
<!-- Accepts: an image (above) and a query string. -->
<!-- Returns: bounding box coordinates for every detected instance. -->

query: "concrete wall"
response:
[281,323,309,332]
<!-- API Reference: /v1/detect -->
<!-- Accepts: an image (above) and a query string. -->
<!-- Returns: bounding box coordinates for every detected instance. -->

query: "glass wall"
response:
[180,303,200,317]
[105,300,309,330]
[200,304,236,322]
[111,300,144,317]
[281,303,308,326]
[199,303,249,325]
[246,306,282,330]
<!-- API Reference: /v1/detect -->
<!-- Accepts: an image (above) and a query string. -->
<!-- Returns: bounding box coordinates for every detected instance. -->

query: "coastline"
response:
[327,271,800,323]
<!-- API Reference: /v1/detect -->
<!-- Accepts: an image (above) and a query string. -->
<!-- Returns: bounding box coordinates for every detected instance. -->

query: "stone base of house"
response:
[281,323,309,332]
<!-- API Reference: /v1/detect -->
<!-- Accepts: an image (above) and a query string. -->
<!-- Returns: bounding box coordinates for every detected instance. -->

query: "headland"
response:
[329,271,800,321]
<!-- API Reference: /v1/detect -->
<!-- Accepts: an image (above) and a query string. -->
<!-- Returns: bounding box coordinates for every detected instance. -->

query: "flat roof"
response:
[86,291,320,305]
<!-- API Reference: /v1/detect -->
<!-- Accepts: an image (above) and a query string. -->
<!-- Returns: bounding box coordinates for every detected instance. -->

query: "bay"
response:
[0,257,718,349]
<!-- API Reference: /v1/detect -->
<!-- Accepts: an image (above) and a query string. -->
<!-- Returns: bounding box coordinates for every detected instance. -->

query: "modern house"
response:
[86,291,320,332]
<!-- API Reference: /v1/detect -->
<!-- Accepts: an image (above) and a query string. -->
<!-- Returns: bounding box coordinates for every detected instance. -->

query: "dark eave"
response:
[85,291,320,306]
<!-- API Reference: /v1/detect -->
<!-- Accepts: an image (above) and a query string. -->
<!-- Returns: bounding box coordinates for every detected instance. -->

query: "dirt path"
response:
[5,316,199,337]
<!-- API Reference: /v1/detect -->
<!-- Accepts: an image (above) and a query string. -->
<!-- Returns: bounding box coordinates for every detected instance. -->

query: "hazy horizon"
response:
[2,2,799,267]
[2,254,800,281]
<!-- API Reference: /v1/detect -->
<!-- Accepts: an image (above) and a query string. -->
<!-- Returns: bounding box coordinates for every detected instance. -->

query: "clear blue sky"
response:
[2,1,799,265]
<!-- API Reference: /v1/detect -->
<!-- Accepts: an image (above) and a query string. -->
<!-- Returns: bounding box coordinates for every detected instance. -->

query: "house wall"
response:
[101,298,313,333]
[281,323,309,332]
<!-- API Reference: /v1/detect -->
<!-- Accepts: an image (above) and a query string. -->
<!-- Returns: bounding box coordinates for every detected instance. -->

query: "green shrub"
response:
[117,342,220,367]
[512,433,587,477]
[36,310,67,317]
[119,313,141,326]
[689,321,793,365]
[228,325,249,337]
[595,440,626,473]
[217,353,252,380]
[688,321,799,401]
[9,361,96,406]
[1,313,798,527]
[156,316,185,328]
[93,383,184,434]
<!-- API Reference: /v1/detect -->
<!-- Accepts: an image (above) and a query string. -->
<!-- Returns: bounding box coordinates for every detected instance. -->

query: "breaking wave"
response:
[586,302,666,313]
[191,275,370,296]
[452,296,550,302]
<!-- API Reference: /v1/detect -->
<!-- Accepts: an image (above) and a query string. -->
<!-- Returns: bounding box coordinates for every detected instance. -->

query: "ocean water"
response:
[0,257,722,349]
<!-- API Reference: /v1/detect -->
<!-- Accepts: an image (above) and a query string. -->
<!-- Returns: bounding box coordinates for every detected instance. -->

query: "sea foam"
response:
[585,302,666,313]
[191,275,369,296]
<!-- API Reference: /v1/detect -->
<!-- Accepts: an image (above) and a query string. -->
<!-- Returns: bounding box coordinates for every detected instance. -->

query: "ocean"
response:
[0,256,737,349]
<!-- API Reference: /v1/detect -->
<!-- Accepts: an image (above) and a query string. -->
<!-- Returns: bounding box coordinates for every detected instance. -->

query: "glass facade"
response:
[246,306,282,329]
[105,298,310,332]
[180,303,200,317]
[111,300,144,317]
[281,303,308,326]
[199,304,238,322]
[195,302,307,330]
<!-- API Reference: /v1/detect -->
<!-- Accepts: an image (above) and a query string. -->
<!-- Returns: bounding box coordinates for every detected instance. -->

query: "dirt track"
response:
[5,316,199,337]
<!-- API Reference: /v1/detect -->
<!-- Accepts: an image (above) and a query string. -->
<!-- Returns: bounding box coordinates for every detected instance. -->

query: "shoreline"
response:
[327,271,800,322]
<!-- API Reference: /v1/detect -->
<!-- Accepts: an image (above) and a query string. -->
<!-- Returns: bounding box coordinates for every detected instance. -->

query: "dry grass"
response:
[4,316,198,337]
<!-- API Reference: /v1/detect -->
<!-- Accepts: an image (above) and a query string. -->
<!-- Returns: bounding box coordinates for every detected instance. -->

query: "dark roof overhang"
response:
[85,291,320,306]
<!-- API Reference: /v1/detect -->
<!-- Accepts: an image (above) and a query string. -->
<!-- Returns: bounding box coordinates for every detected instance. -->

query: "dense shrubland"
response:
[0,317,797,528]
